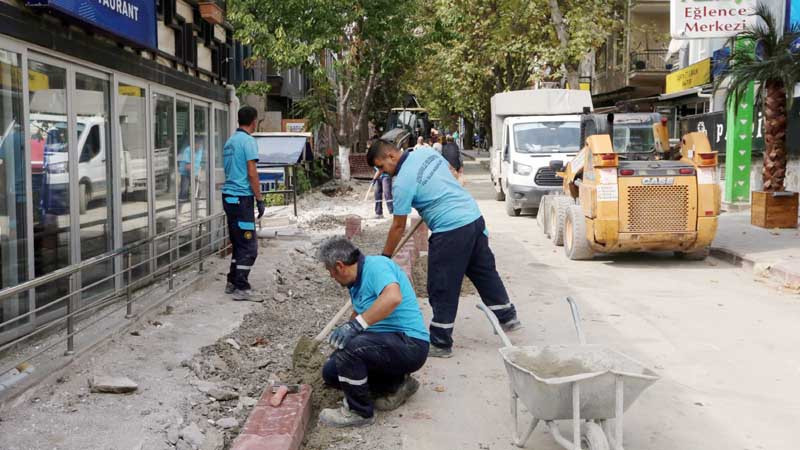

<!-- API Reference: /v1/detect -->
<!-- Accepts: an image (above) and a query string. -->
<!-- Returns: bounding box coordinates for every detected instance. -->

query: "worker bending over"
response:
[367,140,520,358]
[318,237,429,427]
[221,106,265,301]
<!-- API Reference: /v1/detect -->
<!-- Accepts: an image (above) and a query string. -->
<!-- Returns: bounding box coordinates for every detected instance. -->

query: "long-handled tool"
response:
[313,218,424,342]
[363,178,376,202]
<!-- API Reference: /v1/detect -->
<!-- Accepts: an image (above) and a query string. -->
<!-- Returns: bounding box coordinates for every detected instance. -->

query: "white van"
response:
[489,89,593,216]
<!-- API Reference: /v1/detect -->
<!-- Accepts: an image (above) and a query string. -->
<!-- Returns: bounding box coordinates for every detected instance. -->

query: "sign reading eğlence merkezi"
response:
[26,0,157,49]
[671,0,757,39]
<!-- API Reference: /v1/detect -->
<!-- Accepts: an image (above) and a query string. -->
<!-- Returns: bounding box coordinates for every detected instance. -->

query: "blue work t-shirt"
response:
[349,256,429,342]
[392,147,481,233]
[222,129,259,196]
[178,146,192,176]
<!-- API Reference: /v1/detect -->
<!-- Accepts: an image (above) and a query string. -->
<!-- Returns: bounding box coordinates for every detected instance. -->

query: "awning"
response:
[658,87,703,101]
[255,136,309,165]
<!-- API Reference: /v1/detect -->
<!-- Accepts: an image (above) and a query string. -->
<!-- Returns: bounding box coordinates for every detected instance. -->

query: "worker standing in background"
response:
[221,106,265,301]
[441,135,464,184]
[372,167,393,219]
[317,237,429,427]
[367,140,521,359]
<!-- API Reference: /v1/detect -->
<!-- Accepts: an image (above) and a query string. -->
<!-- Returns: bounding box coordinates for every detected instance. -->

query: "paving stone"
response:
[231,384,312,450]
[88,375,138,394]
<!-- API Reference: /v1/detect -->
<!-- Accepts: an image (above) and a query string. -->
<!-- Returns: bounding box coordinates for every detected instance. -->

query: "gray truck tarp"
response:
[490,89,593,150]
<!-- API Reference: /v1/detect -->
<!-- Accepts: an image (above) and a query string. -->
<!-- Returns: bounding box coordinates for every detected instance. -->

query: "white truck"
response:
[490,89,593,216]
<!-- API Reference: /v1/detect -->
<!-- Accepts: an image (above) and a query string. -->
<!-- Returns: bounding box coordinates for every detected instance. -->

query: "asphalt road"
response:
[383,161,800,450]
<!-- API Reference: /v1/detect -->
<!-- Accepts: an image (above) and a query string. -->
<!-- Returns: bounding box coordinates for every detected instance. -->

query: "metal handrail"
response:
[0,213,224,300]
[0,212,230,382]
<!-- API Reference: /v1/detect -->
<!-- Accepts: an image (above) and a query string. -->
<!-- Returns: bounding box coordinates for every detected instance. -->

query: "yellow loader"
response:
[539,113,720,260]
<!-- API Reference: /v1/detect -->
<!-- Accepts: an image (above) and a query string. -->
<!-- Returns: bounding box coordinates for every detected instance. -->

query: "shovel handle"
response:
[565,296,586,345]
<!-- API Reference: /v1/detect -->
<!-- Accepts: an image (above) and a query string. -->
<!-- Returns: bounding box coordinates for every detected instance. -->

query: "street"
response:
[375,162,800,450]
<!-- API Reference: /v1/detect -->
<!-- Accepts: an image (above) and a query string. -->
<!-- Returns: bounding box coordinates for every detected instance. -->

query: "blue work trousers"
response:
[427,216,516,349]
[322,331,429,418]
[222,194,258,290]
[374,176,393,216]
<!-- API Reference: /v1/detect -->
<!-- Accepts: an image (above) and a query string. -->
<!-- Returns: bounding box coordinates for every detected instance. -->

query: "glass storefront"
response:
[213,108,228,215]
[29,59,69,314]
[118,83,150,280]
[0,38,231,342]
[0,48,29,330]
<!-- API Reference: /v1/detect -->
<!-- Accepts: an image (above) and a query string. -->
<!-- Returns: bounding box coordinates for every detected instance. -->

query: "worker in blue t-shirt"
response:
[317,237,429,428]
[367,140,520,359]
[221,106,265,301]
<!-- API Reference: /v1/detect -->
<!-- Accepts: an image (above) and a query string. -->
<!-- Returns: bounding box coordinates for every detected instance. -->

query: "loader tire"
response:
[536,196,548,231]
[536,195,552,239]
[564,205,593,260]
[548,196,573,246]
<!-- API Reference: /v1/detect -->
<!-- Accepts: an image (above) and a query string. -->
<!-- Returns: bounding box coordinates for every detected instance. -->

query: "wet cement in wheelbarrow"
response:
[508,347,629,379]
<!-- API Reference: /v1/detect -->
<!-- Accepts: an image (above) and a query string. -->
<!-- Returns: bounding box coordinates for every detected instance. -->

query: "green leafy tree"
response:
[715,3,800,192]
[229,0,425,180]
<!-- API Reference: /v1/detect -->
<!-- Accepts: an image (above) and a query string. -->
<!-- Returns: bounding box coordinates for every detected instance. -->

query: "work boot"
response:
[501,317,523,333]
[375,375,420,411]
[224,282,235,294]
[428,345,453,359]
[319,400,375,428]
[374,214,384,219]
[231,289,252,301]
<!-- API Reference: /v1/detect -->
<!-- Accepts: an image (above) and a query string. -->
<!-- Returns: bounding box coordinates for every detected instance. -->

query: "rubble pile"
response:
[178,224,391,449]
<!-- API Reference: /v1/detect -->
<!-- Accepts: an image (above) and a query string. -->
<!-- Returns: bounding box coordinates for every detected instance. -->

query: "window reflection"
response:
[154,94,175,268]
[0,49,30,331]
[29,60,69,314]
[119,84,149,280]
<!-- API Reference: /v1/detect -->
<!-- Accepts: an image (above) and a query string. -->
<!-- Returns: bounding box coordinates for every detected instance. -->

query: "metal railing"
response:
[630,50,669,72]
[0,212,230,382]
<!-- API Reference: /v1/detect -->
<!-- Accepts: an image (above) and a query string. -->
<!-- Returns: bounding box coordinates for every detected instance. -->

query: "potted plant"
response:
[716,3,800,228]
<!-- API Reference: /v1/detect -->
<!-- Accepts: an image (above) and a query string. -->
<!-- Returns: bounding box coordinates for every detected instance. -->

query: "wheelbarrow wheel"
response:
[581,422,609,450]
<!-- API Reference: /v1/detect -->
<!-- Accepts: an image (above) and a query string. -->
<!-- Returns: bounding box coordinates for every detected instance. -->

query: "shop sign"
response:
[671,0,757,39]
[665,58,711,94]
[26,0,157,49]
[681,108,767,155]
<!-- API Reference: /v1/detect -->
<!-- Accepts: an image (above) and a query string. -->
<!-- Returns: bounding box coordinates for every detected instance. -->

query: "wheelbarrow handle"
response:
[475,303,513,348]
[565,296,587,345]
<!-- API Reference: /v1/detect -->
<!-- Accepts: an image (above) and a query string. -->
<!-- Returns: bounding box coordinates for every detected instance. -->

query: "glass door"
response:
[117,79,150,281]
[194,103,209,218]
[152,91,175,268]
[28,57,70,315]
[74,68,113,300]
[0,46,30,332]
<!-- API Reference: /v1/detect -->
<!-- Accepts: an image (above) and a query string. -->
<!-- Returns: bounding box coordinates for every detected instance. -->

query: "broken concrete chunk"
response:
[175,439,193,450]
[239,396,258,407]
[179,422,205,448]
[225,338,241,351]
[207,387,238,401]
[215,417,238,429]
[88,375,138,394]
[165,425,180,445]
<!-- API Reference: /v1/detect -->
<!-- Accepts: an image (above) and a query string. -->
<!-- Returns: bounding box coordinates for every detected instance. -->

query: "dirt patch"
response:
[412,253,477,298]
[182,223,393,449]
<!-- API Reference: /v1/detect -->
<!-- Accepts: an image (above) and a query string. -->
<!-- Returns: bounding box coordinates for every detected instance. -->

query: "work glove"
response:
[257,200,266,219]
[328,319,365,350]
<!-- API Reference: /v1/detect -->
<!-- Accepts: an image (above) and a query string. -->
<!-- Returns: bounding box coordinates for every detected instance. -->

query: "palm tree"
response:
[716,3,800,192]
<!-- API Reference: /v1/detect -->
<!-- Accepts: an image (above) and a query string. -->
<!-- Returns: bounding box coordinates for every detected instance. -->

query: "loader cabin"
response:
[548,112,720,261]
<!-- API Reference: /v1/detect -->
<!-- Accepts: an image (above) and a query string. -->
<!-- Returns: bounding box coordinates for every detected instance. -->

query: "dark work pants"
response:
[222,194,258,290]
[322,332,429,418]
[427,216,516,349]
[374,177,393,216]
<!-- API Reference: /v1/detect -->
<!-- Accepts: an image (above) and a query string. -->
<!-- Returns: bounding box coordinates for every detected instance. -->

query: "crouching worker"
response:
[317,237,429,427]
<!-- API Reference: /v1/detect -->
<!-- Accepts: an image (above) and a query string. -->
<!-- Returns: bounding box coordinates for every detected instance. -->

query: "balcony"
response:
[629,50,670,85]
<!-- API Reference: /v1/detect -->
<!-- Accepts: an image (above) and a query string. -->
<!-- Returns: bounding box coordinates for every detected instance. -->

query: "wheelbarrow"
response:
[476,297,659,450]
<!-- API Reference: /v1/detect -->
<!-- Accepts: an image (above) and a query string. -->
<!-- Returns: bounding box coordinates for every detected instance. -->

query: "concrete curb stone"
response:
[231,384,312,450]
[711,246,800,285]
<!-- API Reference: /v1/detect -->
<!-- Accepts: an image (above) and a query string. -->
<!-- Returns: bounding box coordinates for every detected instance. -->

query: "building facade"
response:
[0,0,245,341]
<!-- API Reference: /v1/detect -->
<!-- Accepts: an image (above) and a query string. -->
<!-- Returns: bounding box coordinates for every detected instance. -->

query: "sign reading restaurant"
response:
[671,0,757,39]
[26,0,157,49]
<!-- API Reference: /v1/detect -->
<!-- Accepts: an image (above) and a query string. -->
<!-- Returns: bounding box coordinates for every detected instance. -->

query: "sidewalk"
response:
[711,211,800,286]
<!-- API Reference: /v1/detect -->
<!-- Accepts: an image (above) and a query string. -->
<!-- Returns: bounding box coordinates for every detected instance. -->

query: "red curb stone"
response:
[231,384,312,450]
[345,215,362,239]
